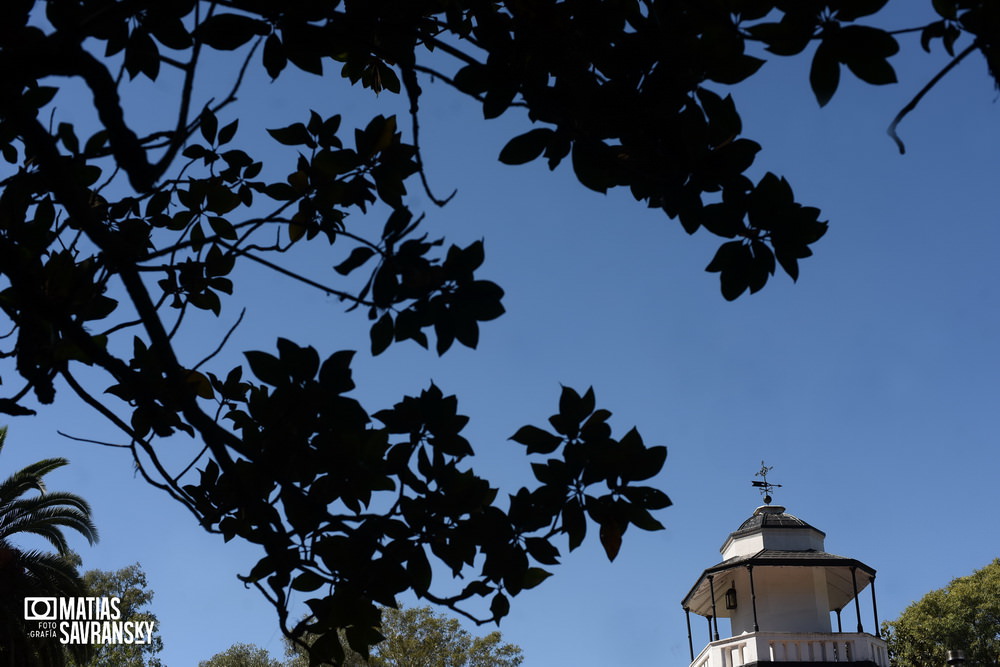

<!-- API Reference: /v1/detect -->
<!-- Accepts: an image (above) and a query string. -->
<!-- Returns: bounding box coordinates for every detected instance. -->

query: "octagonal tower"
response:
[681,503,888,667]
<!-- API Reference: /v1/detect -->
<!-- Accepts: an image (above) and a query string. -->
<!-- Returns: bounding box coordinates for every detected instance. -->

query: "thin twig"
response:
[887,42,977,154]
[166,298,189,340]
[403,66,457,207]
[887,26,930,36]
[420,588,494,626]
[422,35,484,68]
[98,316,145,338]
[173,444,210,483]
[412,64,527,109]
[60,370,169,492]
[217,240,378,306]
[57,431,131,449]
[60,368,202,516]
[193,308,246,371]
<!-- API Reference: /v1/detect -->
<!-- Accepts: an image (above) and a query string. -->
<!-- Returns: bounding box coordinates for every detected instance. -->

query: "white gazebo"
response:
[681,503,889,667]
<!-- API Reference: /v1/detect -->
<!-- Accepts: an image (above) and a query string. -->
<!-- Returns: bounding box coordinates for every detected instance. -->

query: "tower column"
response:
[685,607,694,661]
[851,566,864,633]
[747,565,759,632]
[870,576,881,637]
[708,575,720,641]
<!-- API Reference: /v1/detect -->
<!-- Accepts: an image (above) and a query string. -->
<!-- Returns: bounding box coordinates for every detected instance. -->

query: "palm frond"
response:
[0,507,99,551]
[0,458,70,504]
[2,491,95,520]
[0,429,98,667]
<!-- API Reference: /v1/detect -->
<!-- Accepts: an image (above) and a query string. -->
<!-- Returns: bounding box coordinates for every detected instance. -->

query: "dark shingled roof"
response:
[730,507,826,539]
[699,549,876,578]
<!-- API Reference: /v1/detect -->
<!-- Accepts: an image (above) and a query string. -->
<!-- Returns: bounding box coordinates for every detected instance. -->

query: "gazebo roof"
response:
[681,548,877,617]
[729,507,826,539]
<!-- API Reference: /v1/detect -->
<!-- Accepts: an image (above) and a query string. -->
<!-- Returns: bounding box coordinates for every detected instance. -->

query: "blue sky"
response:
[4,5,999,665]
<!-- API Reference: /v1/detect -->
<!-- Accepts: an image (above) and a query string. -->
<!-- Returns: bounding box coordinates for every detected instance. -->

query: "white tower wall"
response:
[729,566,832,634]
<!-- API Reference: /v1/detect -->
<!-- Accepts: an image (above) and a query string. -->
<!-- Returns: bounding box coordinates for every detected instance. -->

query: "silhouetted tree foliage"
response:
[0,0,994,663]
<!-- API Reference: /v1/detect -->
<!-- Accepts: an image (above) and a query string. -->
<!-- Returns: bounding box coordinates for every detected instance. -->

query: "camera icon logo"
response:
[24,597,58,621]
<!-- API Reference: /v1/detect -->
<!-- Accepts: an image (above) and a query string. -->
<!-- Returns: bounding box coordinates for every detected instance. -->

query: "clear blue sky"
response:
[4,5,998,664]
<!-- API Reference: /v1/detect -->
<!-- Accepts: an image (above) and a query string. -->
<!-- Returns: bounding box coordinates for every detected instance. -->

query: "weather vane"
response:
[751,461,782,505]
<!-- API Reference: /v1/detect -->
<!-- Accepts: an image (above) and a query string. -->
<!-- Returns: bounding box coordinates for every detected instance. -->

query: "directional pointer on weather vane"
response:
[752,461,781,505]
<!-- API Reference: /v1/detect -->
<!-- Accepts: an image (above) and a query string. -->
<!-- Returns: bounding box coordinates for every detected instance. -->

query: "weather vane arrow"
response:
[752,461,782,505]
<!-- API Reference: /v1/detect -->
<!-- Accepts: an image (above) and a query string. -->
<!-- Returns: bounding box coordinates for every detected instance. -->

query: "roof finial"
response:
[751,460,782,505]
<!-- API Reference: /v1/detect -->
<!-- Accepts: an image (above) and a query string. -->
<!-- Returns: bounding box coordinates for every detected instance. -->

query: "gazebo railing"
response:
[689,631,889,667]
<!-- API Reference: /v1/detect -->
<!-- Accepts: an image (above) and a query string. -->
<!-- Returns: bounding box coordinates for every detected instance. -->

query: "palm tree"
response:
[0,427,99,666]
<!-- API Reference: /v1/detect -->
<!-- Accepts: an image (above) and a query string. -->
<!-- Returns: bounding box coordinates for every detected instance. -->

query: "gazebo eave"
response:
[682,550,877,618]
